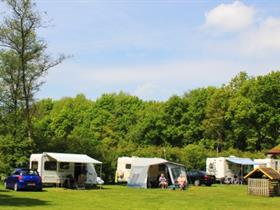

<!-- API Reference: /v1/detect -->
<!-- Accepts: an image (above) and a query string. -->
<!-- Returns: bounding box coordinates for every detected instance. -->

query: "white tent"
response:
[127,157,186,188]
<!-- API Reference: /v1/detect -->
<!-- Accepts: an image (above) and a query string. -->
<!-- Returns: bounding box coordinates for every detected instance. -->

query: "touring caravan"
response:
[254,158,280,173]
[115,157,133,183]
[206,156,255,182]
[115,156,186,188]
[30,152,102,186]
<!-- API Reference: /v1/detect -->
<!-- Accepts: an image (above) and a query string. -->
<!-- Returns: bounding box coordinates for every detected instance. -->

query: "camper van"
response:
[206,156,255,183]
[254,158,280,173]
[30,152,102,186]
[115,156,186,188]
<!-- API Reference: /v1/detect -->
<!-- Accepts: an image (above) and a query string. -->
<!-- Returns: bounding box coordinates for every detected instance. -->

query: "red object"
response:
[18,175,23,181]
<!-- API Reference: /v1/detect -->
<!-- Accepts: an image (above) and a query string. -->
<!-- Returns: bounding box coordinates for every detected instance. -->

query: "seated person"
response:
[77,173,86,185]
[158,173,168,189]
[177,174,187,190]
[65,174,75,188]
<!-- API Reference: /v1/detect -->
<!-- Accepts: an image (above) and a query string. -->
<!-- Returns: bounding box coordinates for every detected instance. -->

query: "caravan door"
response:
[43,160,59,184]
[74,163,86,181]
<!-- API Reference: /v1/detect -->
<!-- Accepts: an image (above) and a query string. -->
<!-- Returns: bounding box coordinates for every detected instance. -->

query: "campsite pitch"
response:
[0,184,279,210]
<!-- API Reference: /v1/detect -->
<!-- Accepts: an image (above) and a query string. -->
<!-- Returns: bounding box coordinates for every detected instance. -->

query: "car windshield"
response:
[21,169,39,176]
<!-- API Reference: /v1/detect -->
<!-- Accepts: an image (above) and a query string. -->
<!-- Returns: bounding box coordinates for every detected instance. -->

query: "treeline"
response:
[1,71,279,181]
[1,1,278,182]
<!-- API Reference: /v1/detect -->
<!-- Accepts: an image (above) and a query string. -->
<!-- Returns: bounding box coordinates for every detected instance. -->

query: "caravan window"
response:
[125,164,131,169]
[44,161,57,171]
[60,162,70,170]
[31,161,38,170]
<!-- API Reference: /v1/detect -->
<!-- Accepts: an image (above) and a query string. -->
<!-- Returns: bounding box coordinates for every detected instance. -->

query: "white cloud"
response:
[204,1,255,31]
[203,2,280,55]
[240,17,280,54]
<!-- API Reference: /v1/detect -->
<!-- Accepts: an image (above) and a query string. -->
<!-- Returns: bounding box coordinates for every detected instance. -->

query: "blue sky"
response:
[1,0,280,101]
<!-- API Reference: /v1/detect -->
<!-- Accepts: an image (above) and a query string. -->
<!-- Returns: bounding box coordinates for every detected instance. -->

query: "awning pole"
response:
[99,164,102,189]
[241,165,243,184]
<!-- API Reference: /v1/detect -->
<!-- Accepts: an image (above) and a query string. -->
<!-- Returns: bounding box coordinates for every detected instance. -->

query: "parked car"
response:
[187,170,216,186]
[4,168,42,191]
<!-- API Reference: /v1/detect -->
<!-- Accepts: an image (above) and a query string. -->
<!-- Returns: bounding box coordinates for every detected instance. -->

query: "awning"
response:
[131,158,168,166]
[226,157,255,165]
[45,152,102,164]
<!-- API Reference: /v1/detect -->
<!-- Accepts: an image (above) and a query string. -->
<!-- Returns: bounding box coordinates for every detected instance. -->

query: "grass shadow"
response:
[0,194,49,207]
[63,186,112,190]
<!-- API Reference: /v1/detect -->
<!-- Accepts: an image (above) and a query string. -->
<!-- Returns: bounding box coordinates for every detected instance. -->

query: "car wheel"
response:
[14,183,18,191]
[205,183,212,186]
[194,180,200,186]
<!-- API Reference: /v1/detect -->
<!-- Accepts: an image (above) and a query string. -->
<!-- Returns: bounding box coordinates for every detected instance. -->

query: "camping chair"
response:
[76,174,86,190]
[64,175,76,189]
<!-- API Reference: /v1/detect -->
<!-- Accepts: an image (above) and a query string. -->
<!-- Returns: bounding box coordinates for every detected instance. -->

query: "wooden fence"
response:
[247,178,280,197]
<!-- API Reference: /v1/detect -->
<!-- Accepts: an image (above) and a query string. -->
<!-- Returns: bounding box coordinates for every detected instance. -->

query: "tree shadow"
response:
[0,194,49,207]
[0,190,9,192]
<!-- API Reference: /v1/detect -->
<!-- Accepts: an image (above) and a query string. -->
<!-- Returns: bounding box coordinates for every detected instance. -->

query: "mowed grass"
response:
[0,184,279,210]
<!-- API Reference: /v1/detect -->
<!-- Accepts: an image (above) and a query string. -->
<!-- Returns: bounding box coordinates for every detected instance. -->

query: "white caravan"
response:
[30,152,102,186]
[254,158,280,173]
[115,156,186,188]
[206,156,255,182]
[115,157,133,183]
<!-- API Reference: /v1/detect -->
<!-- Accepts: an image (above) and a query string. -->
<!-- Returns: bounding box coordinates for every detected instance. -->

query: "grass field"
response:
[0,184,279,210]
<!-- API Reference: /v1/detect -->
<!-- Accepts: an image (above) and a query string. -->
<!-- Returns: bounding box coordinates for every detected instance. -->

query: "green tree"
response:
[162,95,188,146]
[203,88,230,152]
[182,144,207,170]
[183,87,215,145]
[0,0,64,140]
[0,0,64,172]
[127,101,165,146]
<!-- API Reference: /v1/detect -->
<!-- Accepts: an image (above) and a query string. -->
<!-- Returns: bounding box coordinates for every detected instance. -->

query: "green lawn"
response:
[0,184,279,210]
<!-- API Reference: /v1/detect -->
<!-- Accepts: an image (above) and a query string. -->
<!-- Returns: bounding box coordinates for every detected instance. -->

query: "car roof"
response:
[15,168,29,171]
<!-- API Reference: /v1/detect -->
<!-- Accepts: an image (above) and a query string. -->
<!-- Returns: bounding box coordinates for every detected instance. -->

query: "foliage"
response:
[0,0,64,171]
[0,71,279,181]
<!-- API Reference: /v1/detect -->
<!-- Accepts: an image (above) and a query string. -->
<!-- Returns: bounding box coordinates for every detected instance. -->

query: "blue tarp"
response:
[226,157,256,165]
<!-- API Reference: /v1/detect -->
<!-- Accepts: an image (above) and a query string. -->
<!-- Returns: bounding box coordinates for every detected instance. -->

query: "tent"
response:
[127,157,186,188]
